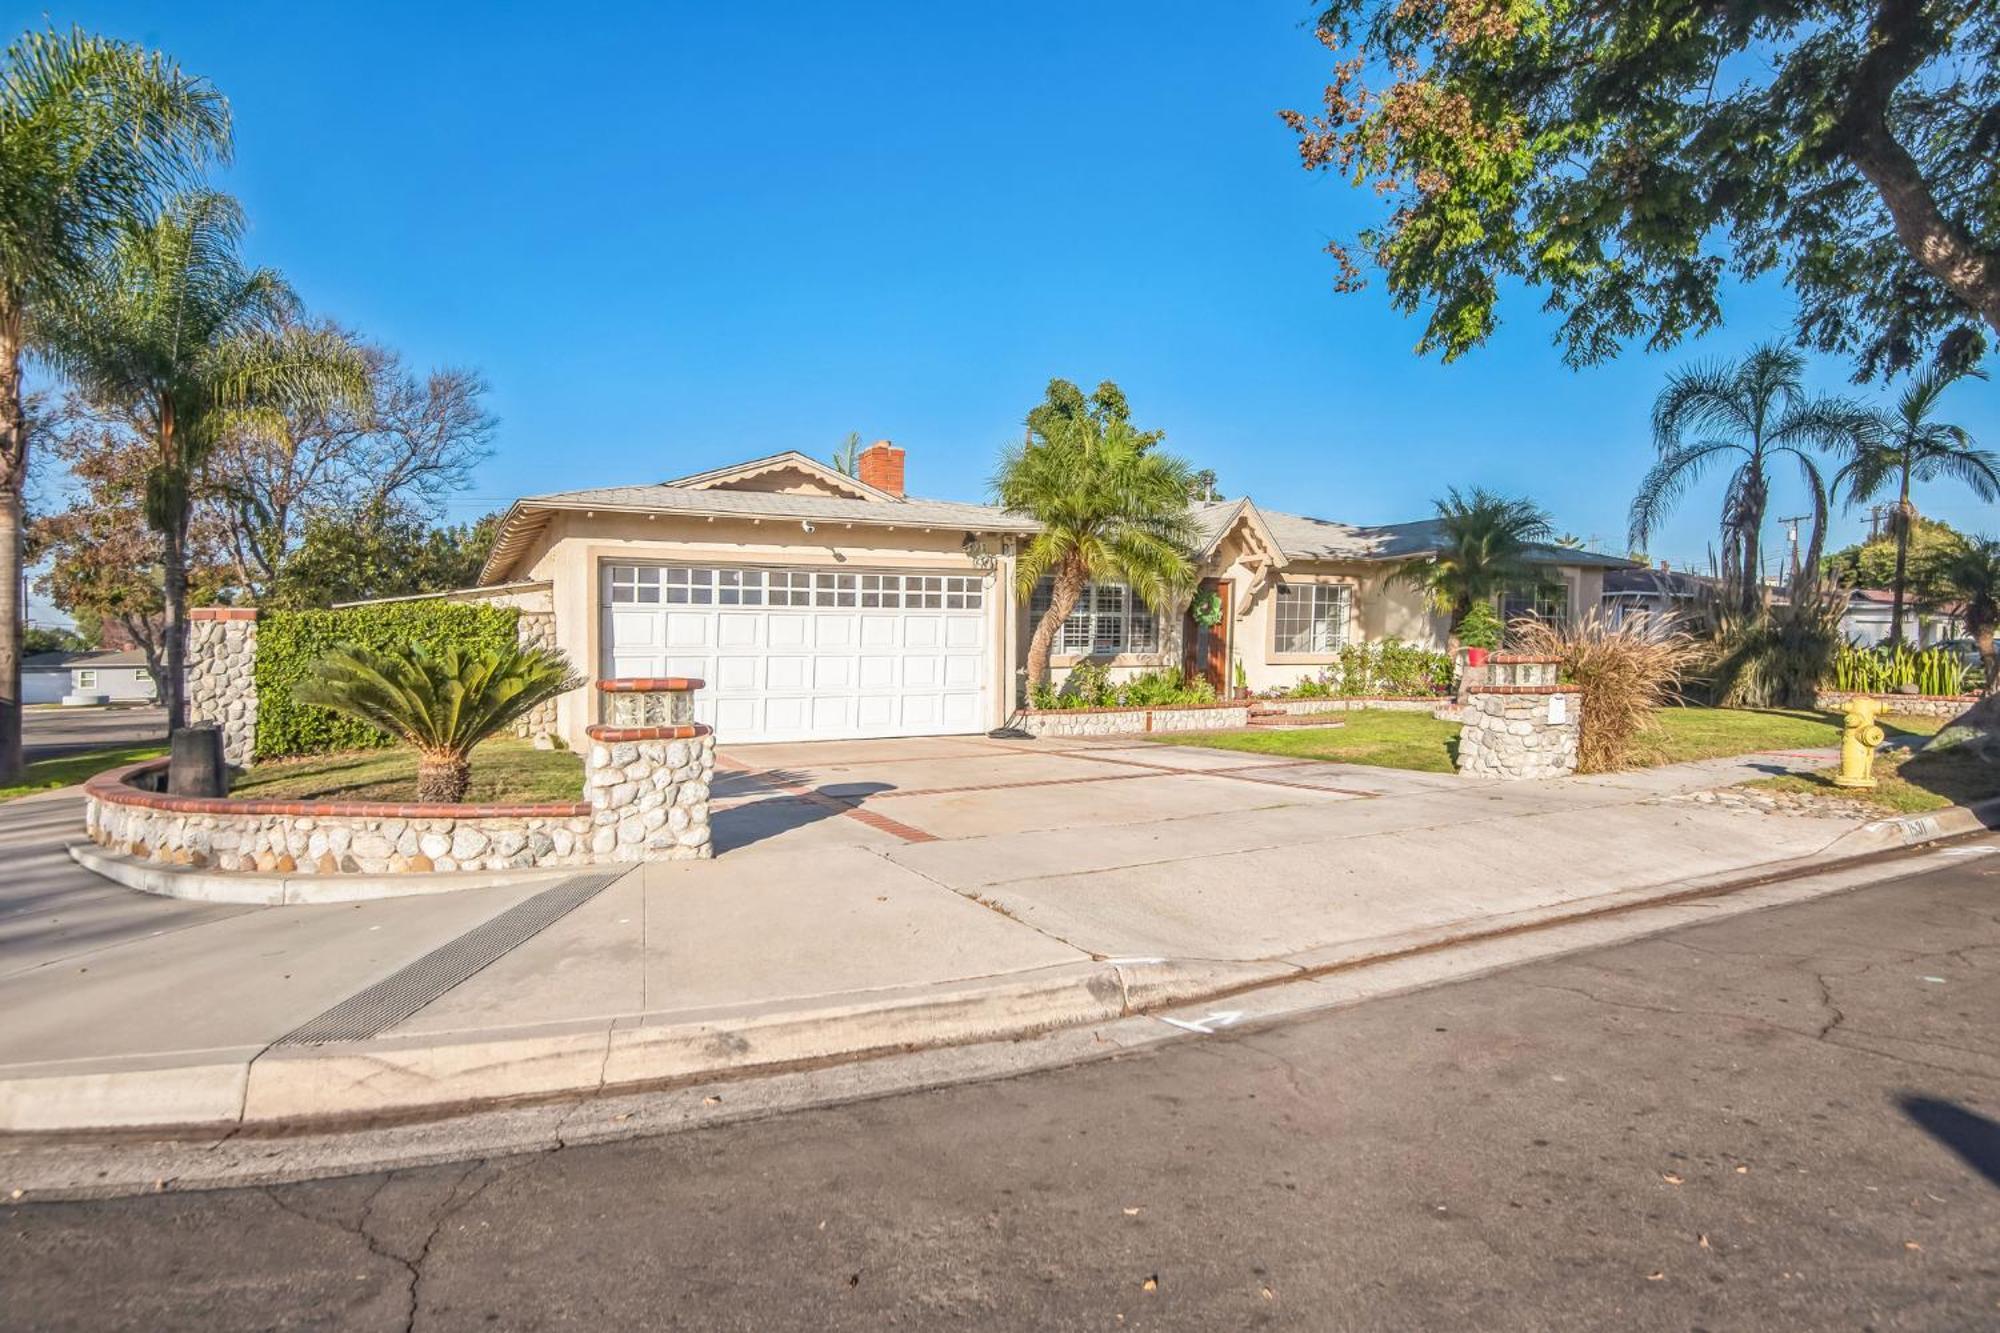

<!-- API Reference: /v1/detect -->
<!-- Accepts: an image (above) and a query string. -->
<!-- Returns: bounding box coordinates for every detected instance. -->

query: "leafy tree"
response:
[204,324,494,597]
[0,25,228,780]
[291,640,579,803]
[995,379,1199,688]
[1630,344,1873,614]
[1825,515,1970,590]
[35,191,368,730]
[27,410,232,693]
[1394,487,1554,632]
[1282,2,2000,378]
[267,504,498,609]
[1188,468,1222,502]
[22,626,84,655]
[830,431,862,477]
[1832,367,1996,645]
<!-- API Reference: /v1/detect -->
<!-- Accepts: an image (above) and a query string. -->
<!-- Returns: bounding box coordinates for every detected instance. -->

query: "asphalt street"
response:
[4,836,1997,1331]
[21,705,166,761]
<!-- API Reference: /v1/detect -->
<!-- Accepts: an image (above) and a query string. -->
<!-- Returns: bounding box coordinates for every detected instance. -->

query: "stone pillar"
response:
[1455,654,1580,780]
[187,608,259,767]
[582,678,714,860]
[513,609,560,740]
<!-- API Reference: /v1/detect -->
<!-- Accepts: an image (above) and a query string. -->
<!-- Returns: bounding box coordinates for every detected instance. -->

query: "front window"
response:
[1500,582,1568,625]
[1031,580,1160,655]
[76,670,98,689]
[1274,583,1349,654]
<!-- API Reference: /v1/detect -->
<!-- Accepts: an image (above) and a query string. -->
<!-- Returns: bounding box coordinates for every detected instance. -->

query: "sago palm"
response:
[1834,366,1996,648]
[291,641,582,804]
[1630,343,1871,614]
[0,25,228,780]
[1394,487,1554,632]
[995,378,1199,689]
[36,190,369,730]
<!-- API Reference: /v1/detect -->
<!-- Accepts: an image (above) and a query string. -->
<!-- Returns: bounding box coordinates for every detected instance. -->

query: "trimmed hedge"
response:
[254,602,522,758]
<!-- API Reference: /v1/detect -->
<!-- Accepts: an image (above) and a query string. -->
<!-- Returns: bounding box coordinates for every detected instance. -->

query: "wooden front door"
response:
[1183,578,1232,693]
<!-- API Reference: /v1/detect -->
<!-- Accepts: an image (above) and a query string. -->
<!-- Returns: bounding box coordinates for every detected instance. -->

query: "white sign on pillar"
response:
[1548,694,1568,724]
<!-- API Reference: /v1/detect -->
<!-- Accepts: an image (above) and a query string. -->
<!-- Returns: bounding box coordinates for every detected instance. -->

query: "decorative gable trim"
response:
[661,450,895,502]
[1202,499,1290,571]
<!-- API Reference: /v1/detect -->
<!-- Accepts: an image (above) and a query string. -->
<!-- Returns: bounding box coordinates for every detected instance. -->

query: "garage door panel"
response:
[604,563,988,743]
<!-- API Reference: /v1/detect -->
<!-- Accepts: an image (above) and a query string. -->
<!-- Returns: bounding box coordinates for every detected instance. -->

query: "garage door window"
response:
[610,565,986,612]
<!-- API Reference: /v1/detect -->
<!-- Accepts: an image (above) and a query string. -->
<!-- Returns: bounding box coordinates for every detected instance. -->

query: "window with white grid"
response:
[607,565,661,604]
[1274,582,1349,654]
[1031,579,1160,656]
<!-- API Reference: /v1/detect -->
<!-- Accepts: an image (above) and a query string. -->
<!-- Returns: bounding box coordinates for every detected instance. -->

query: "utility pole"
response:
[1776,514,1813,585]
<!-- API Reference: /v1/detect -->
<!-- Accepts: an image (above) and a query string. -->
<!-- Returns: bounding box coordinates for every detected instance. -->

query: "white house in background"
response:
[23,649,160,705]
[414,442,1630,751]
[1839,588,1959,648]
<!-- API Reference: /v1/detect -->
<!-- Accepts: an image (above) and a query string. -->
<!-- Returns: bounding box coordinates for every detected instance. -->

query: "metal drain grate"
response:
[276,870,625,1047]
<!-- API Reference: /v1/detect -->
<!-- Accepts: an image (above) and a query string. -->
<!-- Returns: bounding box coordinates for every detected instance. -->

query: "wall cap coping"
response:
[1020,702,1252,717]
[189,607,259,622]
[85,760,590,820]
[1815,689,1981,703]
[1468,683,1583,696]
[1255,694,1453,704]
[596,677,705,693]
[584,723,713,743]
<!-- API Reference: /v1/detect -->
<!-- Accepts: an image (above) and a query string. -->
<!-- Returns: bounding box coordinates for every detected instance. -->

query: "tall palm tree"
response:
[37,191,368,730]
[995,378,1199,689]
[830,431,862,477]
[1834,367,1997,648]
[1630,343,1871,615]
[0,26,228,781]
[1394,487,1555,631]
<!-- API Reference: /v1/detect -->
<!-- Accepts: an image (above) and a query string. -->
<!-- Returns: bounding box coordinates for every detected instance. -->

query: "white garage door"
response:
[601,564,991,743]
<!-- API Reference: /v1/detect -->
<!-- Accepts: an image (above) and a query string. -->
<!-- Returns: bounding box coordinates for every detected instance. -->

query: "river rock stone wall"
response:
[1456,686,1582,780]
[1018,704,1252,737]
[514,610,561,740]
[584,730,716,860]
[187,609,259,766]
[1815,690,1980,720]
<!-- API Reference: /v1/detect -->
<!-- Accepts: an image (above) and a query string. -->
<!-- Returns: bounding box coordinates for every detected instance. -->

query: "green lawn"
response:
[0,743,167,803]
[1147,709,1461,772]
[1742,744,1998,815]
[1145,704,1952,778]
[231,737,583,804]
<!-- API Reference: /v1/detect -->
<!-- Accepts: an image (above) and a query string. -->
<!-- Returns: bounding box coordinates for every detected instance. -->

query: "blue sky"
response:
[18,0,1998,618]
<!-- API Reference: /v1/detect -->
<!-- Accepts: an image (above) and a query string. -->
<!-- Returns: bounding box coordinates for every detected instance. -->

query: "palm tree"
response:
[1395,487,1555,632]
[830,431,862,476]
[292,641,580,803]
[1630,343,1871,615]
[0,26,228,781]
[36,191,368,730]
[995,379,1200,689]
[1834,367,1997,648]
[1922,538,2000,697]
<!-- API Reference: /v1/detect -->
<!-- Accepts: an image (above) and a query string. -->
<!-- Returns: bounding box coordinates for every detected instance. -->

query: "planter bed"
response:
[85,759,599,876]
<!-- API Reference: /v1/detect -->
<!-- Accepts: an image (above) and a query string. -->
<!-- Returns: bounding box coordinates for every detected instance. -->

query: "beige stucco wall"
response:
[522,511,1016,750]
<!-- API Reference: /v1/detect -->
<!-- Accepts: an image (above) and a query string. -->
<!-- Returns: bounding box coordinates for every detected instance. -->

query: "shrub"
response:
[1700,582,1845,709]
[1831,643,1968,696]
[1457,601,1503,650]
[1283,639,1455,698]
[1514,609,1703,773]
[291,641,580,803]
[256,601,523,758]
[1028,665,1216,710]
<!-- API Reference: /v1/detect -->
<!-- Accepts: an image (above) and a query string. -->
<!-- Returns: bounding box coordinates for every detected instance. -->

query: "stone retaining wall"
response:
[1255,696,1452,716]
[582,727,715,860]
[1456,685,1582,780]
[1018,704,1252,737]
[514,609,560,739]
[187,609,259,767]
[1815,689,1979,720]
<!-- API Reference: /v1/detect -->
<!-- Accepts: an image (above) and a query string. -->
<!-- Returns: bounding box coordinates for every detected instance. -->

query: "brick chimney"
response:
[858,439,905,498]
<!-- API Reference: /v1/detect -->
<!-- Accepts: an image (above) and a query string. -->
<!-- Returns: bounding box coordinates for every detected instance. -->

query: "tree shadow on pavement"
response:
[1899,1094,2000,1189]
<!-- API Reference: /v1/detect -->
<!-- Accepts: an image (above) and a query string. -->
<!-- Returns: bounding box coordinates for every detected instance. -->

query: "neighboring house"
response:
[456,443,1631,749]
[1601,565,1715,631]
[1840,588,1958,649]
[24,649,160,704]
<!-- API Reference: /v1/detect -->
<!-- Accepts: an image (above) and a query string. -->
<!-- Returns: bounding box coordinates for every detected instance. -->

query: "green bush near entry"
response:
[254,602,521,758]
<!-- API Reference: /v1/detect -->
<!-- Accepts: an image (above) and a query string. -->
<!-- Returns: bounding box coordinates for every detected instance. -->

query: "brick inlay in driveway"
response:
[713,755,940,844]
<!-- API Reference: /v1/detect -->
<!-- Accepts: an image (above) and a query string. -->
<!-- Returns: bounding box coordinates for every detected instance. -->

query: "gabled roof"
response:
[660,450,896,502]
[1192,504,1634,568]
[1193,498,1289,568]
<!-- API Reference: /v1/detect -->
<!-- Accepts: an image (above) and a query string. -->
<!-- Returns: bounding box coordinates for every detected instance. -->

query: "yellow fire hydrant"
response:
[1834,696,1886,789]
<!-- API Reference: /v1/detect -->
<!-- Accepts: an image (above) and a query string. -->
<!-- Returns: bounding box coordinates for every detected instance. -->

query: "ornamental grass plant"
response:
[1513,609,1703,773]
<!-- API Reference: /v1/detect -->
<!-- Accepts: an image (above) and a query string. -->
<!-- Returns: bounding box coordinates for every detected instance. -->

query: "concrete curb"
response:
[8,807,1993,1136]
[66,841,575,905]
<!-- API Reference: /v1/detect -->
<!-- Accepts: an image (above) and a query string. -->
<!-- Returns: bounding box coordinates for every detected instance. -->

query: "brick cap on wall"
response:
[596,677,705,693]
[584,723,714,743]
[190,607,259,622]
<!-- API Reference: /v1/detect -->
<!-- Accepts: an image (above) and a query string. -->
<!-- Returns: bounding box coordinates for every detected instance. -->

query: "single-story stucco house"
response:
[458,443,1630,750]
[23,649,160,705]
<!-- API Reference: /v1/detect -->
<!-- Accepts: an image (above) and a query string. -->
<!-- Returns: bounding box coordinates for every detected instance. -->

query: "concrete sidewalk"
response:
[0,734,1934,1132]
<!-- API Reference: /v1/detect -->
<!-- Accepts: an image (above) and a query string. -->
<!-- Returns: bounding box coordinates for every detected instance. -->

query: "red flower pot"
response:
[1465,647,1489,667]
